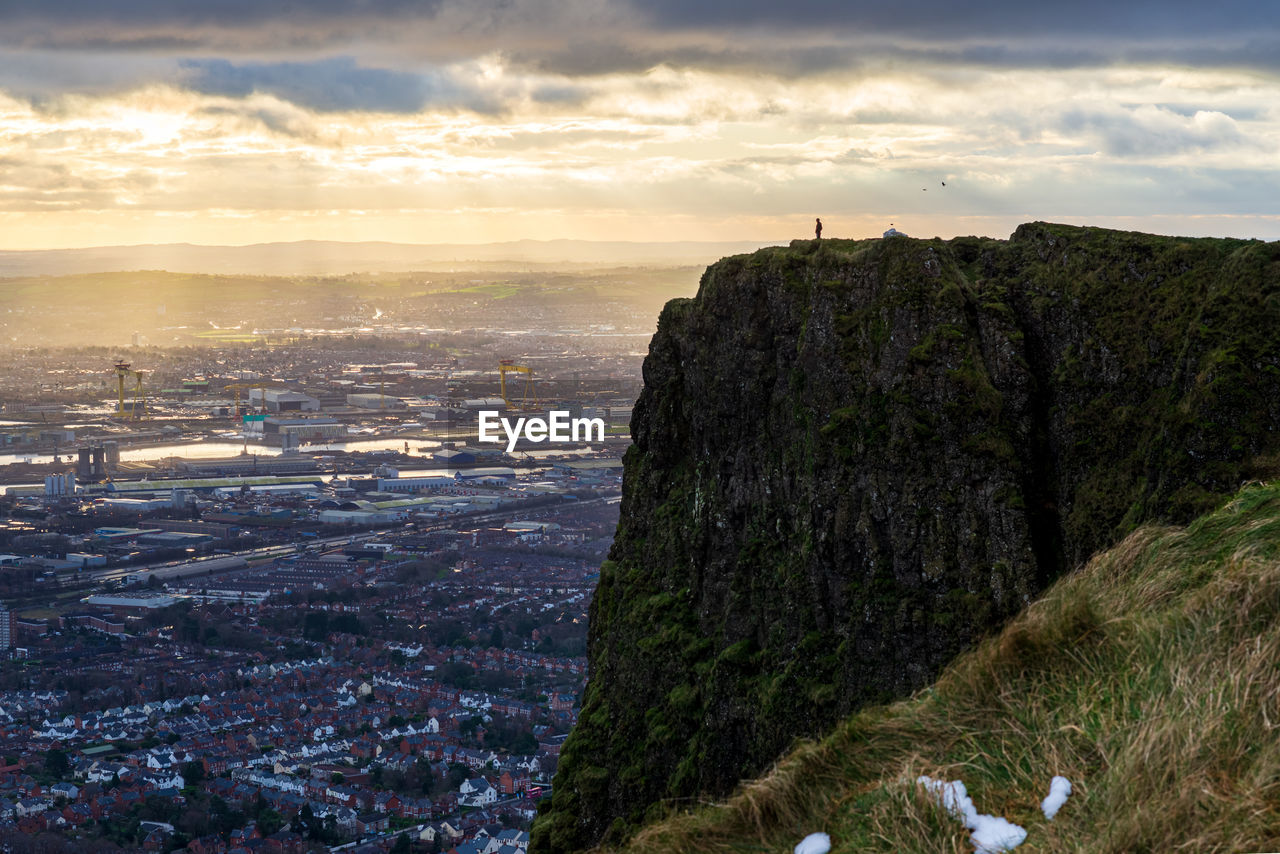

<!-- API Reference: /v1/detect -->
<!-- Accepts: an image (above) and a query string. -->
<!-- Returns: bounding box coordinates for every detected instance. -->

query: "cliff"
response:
[532,223,1280,852]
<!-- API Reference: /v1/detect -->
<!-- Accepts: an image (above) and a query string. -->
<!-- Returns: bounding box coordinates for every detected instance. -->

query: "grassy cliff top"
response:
[603,481,1280,853]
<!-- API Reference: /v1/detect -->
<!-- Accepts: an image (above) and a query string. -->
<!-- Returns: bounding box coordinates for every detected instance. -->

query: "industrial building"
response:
[93,497,173,514]
[318,508,405,525]
[346,393,406,410]
[248,416,346,441]
[432,448,476,465]
[135,530,215,549]
[248,388,321,412]
[456,467,517,484]
[377,474,458,493]
[77,446,107,480]
[83,593,178,617]
[44,471,76,497]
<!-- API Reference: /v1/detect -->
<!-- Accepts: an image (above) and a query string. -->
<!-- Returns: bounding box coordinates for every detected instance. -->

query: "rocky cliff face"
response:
[531,223,1280,852]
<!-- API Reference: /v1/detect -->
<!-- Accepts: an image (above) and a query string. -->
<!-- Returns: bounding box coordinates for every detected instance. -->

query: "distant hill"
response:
[0,266,708,348]
[0,239,781,277]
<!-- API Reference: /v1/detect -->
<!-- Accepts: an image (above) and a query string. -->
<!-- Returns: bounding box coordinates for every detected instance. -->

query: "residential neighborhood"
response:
[0,488,608,852]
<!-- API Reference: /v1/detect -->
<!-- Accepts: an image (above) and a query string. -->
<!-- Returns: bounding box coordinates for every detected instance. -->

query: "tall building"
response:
[0,603,13,650]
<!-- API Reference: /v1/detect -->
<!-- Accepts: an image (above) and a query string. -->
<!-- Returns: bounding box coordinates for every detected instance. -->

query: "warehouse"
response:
[248,388,320,412]
[346,393,406,410]
[258,416,346,440]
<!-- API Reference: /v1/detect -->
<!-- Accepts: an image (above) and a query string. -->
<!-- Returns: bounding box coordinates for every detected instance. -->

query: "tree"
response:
[446,763,468,790]
[510,731,538,755]
[182,760,205,786]
[297,802,317,839]
[44,747,70,777]
[391,833,412,854]
[257,807,284,836]
[303,611,329,642]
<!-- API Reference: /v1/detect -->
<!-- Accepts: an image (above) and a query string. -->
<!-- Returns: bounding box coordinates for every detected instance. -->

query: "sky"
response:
[0,0,1278,249]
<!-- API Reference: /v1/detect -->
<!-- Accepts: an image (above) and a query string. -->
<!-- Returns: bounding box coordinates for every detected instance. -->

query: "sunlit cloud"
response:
[0,1,1277,246]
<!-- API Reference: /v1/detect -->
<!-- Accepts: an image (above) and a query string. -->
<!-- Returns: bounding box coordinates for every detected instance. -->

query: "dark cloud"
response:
[0,1,442,29]
[0,0,1275,116]
[0,51,175,99]
[508,32,1280,79]
[179,57,502,113]
[0,0,1273,70]
[529,83,591,105]
[632,0,1276,41]
[0,0,1269,44]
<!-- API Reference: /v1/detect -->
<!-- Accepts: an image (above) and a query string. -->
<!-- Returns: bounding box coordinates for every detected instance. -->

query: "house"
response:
[354,812,389,834]
[497,771,531,796]
[142,826,169,851]
[138,770,185,790]
[15,796,51,817]
[187,834,229,854]
[494,828,529,850]
[61,803,94,826]
[458,777,497,806]
[264,829,304,853]
[373,791,401,814]
[49,781,79,800]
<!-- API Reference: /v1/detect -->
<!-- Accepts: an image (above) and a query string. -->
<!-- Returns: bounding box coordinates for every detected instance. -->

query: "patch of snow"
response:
[917,776,975,822]
[969,814,1028,854]
[1041,776,1071,820]
[794,832,831,854]
[917,775,1027,853]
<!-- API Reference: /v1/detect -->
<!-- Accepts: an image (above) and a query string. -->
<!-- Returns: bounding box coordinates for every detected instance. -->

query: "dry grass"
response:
[595,484,1280,854]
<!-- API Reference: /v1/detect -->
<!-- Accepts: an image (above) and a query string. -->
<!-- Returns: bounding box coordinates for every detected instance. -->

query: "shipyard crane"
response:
[498,359,539,410]
[112,360,147,421]
[222,381,269,417]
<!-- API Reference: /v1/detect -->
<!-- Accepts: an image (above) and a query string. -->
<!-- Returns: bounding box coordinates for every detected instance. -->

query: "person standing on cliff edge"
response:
[815,217,823,240]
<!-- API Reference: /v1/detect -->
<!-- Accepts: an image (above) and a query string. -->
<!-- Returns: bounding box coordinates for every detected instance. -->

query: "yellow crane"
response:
[498,359,539,410]
[222,381,269,417]
[112,360,147,420]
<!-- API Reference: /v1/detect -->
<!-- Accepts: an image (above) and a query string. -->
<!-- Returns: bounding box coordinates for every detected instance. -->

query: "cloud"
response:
[0,0,1275,83]
[630,0,1277,42]
[0,51,175,100]
[178,58,473,114]
[1058,105,1250,157]
[0,5,1278,247]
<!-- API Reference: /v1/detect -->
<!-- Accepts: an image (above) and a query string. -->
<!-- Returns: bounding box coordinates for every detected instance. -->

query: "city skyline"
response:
[0,0,1278,248]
